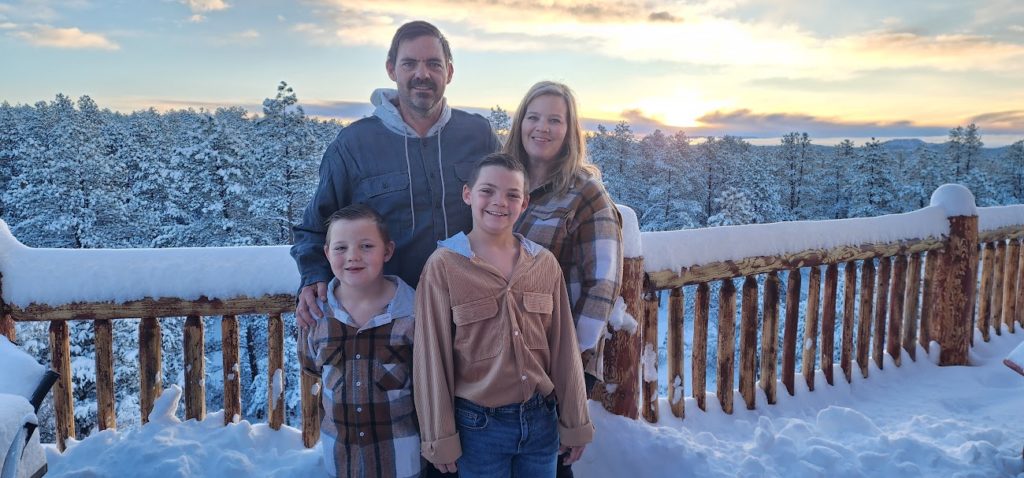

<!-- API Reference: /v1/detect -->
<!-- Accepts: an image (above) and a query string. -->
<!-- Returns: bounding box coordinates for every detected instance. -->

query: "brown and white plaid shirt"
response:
[515,172,624,380]
[301,276,423,478]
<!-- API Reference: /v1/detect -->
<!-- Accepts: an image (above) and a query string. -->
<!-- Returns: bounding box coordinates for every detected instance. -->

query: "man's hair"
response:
[466,152,529,192]
[502,81,599,196]
[387,20,453,67]
[324,204,392,244]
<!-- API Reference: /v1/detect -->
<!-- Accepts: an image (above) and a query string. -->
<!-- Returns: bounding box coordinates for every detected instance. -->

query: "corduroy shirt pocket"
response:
[452,296,502,362]
[521,292,553,350]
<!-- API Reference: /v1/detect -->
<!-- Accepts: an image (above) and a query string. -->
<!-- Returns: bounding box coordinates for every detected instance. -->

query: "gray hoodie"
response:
[291,89,500,288]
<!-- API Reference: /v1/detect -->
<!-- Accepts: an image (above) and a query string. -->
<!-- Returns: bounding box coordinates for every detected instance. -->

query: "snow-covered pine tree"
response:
[488,105,511,143]
[847,138,896,217]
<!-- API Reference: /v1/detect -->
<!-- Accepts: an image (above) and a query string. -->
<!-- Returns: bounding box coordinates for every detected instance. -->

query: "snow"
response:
[641,343,658,382]
[44,332,1024,477]
[0,220,298,308]
[606,296,638,334]
[617,205,642,259]
[0,336,46,398]
[641,206,949,272]
[270,368,283,412]
[929,183,978,217]
[979,205,1024,232]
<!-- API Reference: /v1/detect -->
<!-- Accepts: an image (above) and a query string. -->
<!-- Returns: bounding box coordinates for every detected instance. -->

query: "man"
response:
[292,20,500,326]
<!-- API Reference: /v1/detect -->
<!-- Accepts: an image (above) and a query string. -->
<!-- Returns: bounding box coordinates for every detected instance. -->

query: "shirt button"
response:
[514,330,520,336]
[355,354,361,359]
[359,432,365,437]
[357,407,362,413]
[355,381,361,386]
[521,375,527,381]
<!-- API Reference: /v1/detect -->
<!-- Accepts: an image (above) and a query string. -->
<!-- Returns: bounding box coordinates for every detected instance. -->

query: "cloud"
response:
[189,14,207,23]
[1011,25,1024,33]
[969,110,1024,131]
[693,109,950,138]
[11,24,119,50]
[648,11,682,23]
[238,29,259,39]
[181,0,229,13]
[0,22,17,29]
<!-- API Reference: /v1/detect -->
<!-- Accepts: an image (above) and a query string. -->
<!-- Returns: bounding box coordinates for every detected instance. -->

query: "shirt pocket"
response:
[452,296,503,362]
[375,343,413,393]
[353,171,413,238]
[521,292,553,350]
[522,203,573,246]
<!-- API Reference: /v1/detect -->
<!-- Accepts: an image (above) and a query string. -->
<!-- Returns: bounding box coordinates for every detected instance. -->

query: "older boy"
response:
[413,153,594,477]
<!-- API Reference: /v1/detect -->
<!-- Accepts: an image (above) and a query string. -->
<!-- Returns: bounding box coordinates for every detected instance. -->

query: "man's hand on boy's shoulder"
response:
[296,281,328,327]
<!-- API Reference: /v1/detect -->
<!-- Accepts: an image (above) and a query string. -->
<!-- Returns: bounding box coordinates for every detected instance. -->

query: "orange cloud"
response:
[12,24,119,50]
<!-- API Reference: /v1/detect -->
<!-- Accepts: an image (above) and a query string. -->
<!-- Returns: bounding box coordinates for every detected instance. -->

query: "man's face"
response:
[386,35,453,117]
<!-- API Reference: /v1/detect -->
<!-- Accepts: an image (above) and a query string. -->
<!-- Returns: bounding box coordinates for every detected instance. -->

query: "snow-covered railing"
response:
[620,184,1024,424]
[0,222,308,451]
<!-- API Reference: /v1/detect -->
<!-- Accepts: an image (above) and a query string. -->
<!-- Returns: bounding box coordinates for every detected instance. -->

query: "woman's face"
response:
[521,94,568,165]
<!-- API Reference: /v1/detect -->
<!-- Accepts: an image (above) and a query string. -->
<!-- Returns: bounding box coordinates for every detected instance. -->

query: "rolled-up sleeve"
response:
[548,270,595,446]
[571,182,624,351]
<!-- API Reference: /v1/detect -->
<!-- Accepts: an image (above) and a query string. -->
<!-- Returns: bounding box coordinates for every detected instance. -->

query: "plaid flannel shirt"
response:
[301,276,424,478]
[515,172,623,380]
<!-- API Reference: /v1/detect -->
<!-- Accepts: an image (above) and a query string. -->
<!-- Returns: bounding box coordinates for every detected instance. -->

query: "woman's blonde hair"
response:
[503,81,600,196]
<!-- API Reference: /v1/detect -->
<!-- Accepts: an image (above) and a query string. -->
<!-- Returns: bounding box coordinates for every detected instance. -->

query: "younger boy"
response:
[414,153,594,477]
[300,204,423,478]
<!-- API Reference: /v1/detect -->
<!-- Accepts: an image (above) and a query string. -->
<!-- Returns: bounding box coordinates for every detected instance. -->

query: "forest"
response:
[2,82,1023,441]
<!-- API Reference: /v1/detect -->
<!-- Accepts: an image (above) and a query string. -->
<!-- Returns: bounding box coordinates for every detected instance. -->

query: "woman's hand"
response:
[559,444,586,465]
[435,462,458,473]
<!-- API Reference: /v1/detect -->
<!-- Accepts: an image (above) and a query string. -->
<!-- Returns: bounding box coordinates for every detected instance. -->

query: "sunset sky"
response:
[2,0,1024,144]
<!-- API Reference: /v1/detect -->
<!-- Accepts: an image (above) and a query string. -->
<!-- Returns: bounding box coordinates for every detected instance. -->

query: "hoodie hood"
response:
[437,232,544,259]
[371,88,452,138]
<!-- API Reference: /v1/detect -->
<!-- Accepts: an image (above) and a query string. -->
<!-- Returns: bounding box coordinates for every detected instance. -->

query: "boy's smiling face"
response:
[463,165,528,237]
[324,218,395,289]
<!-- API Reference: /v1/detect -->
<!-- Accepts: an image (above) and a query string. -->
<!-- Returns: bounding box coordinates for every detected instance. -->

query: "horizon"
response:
[2,1,1023,143]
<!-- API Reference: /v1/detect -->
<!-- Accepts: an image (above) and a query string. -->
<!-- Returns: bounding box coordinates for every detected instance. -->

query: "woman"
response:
[505,81,624,478]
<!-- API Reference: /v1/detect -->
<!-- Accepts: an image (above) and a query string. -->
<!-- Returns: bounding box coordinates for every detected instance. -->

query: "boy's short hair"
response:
[466,152,530,192]
[324,204,392,244]
[387,20,453,67]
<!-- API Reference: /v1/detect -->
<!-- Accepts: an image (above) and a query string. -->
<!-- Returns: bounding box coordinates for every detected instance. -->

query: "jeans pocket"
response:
[454,406,488,431]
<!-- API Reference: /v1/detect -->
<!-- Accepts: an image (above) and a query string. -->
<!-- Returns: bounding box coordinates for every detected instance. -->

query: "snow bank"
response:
[617,205,642,259]
[979,205,1024,232]
[929,183,978,217]
[0,336,46,398]
[48,385,323,477]
[0,220,298,308]
[641,206,949,272]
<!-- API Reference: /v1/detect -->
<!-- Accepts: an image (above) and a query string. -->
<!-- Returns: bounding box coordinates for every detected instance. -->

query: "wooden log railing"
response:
[2,186,1023,452]
[630,190,1023,423]
[0,295,312,451]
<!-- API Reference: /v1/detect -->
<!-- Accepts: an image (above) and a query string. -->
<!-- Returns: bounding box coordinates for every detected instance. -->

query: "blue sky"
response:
[2,0,1024,144]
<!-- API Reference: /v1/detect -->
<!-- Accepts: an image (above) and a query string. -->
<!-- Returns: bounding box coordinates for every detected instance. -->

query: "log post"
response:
[691,283,710,412]
[598,257,644,419]
[820,263,839,386]
[936,212,979,366]
[992,242,1006,336]
[902,253,923,360]
[139,317,162,424]
[268,313,285,429]
[94,319,117,430]
[222,315,241,425]
[300,326,321,448]
[1002,240,1020,334]
[1017,241,1024,328]
[0,272,14,342]
[739,276,759,411]
[921,250,943,350]
[782,270,801,396]
[801,267,822,391]
[872,257,891,370]
[840,261,856,383]
[641,289,660,423]
[977,243,995,341]
[716,279,737,414]
[857,260,876,378]
[184,315,206,421]
[666,287,685,419]
[49,321,75,451]
[887,255,907,366]
[760,272,780,404]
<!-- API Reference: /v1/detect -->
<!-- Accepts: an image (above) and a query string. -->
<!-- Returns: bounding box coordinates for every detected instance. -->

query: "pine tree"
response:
[488,105,511,143]
[847,138,896,217]
[1007,140,1024,201]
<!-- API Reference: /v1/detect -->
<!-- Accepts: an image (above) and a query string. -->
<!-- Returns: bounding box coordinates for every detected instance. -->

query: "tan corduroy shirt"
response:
[413,232,594,465]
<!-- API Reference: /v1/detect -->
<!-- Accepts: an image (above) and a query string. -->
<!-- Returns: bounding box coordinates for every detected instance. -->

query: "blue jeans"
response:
[454,394,559,478]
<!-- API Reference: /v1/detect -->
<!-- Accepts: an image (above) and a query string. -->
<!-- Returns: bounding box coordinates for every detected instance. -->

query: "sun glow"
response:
[634,90,729,128]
